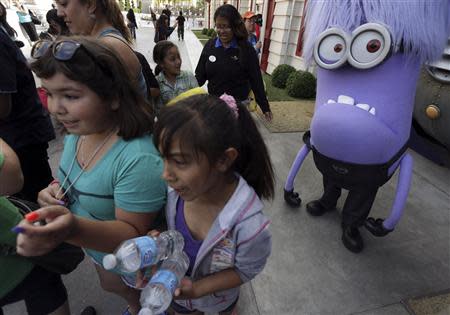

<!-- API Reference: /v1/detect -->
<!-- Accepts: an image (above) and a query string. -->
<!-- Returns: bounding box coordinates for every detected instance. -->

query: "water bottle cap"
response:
[102,254,118,270]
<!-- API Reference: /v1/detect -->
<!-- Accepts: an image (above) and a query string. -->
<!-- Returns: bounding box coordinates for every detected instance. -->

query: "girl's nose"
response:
[48,98,66,116]
[161,162,175,182]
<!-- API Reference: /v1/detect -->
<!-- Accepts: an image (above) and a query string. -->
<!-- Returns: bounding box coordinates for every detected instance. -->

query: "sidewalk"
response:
[3,27,449,315]
[133,22,203,74]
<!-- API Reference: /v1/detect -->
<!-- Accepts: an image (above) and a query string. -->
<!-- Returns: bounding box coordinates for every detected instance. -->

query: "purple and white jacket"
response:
[166,175,272,313]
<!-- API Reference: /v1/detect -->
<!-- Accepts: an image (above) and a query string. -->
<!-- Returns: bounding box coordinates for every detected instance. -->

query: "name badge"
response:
[209,55,217,62]
[210,236,235,274]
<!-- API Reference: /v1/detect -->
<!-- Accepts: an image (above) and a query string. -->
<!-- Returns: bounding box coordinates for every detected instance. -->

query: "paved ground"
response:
[3,25,450,315]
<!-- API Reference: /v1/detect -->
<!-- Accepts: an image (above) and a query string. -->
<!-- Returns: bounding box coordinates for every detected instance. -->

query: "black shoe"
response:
[364,217,393,237]
[341,226,364,253]
[306,200,333,216]
[284,189,301,207]
[80,306,96,315]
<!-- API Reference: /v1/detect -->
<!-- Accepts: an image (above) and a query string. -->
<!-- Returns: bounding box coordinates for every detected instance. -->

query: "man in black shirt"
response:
[176,11,185,41]
[0,28,55,202]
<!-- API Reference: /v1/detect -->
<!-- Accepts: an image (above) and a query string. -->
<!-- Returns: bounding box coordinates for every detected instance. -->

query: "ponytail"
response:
[154,94,275,200]
[234,103,274,199]
[154,65,162,76]
[98,0,132,43]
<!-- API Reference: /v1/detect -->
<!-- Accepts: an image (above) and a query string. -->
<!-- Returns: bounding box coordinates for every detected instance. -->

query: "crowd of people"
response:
[1,1,273,315]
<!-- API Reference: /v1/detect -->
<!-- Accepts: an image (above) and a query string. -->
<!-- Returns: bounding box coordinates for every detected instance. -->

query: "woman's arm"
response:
[246,45,271,116]
[195,46,209,87]
[15,206,160,256]
[68,208,159,252]
[0,138,24,195]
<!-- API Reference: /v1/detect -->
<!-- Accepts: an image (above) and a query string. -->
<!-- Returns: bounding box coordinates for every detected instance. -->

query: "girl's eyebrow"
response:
[168,152,188,158]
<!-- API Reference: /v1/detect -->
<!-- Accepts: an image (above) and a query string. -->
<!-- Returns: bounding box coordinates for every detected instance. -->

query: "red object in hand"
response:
[37,87,48,110]
[25,212,39,222]
[255,23,260,41]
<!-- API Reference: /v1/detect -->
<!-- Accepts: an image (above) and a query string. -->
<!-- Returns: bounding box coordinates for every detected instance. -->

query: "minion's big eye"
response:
[314,28,350,69]
[348,23,391,69]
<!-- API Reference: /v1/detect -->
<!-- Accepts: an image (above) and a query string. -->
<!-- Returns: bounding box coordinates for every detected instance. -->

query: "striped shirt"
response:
[156,70,198,109]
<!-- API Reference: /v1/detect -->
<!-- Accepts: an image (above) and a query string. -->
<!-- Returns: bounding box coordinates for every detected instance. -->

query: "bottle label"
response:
[135,236,157,267]
[150,269,178,294]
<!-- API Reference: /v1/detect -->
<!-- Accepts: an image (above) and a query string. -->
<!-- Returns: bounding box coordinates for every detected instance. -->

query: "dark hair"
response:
[179,10,182,15]
[214,4,248,42]
[77,0,132,43]
[153,40,176,75]
[31,36,154,140]
[46,8,69,36]
[154,94,274,200]
[214,4,249,66]
[0,2,17,38]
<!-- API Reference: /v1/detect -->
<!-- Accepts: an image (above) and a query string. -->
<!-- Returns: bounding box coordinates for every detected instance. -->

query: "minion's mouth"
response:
[326,94,376,116]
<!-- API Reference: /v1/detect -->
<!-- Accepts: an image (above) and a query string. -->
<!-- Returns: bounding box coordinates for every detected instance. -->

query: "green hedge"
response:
[271,64,296,88]
[286,70,316,98]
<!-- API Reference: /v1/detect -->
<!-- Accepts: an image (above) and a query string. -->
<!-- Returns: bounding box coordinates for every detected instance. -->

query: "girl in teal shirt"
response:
[15,37,167,315]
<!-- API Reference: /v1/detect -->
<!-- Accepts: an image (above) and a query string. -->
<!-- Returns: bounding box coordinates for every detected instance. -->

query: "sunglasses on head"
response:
[31,39,110,75]
[32,39,85,60]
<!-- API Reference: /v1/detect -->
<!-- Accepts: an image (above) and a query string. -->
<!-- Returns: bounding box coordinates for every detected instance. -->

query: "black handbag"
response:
[2,196,85,275]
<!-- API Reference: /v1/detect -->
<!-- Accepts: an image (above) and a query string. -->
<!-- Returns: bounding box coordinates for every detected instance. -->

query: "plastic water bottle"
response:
[102,230,184,273]
[138,251,190,315]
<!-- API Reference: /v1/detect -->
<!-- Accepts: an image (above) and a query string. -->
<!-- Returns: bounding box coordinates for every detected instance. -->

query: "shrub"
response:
[286,70,317,98]
[202,28,208,35]
[271,64,296,88]
[207,28,215,37]
[209,29,217,38]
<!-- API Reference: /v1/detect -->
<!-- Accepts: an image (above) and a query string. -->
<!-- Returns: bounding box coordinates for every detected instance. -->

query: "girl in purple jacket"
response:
[153,93,274,314]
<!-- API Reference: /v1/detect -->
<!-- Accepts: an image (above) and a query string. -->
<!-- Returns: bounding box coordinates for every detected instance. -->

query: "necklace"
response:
[56,130,116,200]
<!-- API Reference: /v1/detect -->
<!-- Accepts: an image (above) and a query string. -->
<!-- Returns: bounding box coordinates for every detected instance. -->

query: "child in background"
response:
[153,40,198,111]
[16,37,167,315]
[151,93,274,314]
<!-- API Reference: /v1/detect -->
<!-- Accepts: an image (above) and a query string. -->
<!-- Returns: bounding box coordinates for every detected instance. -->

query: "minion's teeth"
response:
[356,104,370,111]
[337,95,355,105]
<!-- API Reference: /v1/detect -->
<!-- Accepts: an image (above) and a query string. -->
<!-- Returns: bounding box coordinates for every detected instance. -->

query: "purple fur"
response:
[303,0,449,64]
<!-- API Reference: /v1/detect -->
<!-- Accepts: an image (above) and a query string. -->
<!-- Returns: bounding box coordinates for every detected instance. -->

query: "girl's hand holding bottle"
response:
[135,229,162,289]
[174,277,197,299]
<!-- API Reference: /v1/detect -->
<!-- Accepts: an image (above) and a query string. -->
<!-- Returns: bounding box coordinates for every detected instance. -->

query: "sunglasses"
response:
[32,39,85,60]
[31,39,110,75]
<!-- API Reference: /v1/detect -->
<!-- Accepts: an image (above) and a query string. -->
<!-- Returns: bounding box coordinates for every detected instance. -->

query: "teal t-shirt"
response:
[58,134,167,267]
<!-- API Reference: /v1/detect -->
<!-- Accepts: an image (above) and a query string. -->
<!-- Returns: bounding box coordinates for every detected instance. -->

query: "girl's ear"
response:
[216,147,238,172]
[87,0,97,15]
